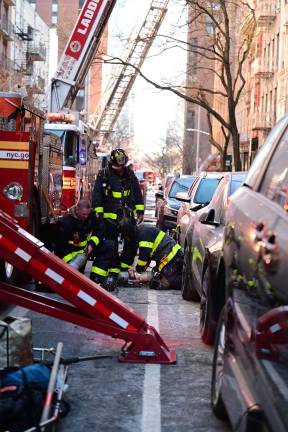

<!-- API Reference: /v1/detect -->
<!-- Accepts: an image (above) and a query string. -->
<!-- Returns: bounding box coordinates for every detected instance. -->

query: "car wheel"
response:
[211,308,228,421]
[181,247,200,301]
[200,267,216,345]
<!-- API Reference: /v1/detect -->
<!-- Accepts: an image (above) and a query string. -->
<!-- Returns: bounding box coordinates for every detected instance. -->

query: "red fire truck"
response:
[0,92,63,282]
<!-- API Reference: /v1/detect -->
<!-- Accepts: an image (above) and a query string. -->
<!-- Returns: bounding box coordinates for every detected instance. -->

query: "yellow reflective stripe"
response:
[63,250,85,263]
[137,259,148,267]
[95,207,104,213]
[112,191,122,198]
[151,231,165,256]
[158,244,182,271]
[109,268,120,274]
[121,262,131,269]
[0,160,29,169]
[192,246,203,263]
[90,266,108,277]
[135,204,144,211]
[123,190,130,196]
[90,236,100,246]
[103,213,117,220]
[68,240,87,247]
[139,241,153,248]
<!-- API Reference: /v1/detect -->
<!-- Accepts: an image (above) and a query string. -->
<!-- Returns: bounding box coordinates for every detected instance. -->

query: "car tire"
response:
[211,308,228,421]
[200,267,216,345]
[181,247,200,301]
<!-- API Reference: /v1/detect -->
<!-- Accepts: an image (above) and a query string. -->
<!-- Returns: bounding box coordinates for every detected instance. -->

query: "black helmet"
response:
[110,148,128,168]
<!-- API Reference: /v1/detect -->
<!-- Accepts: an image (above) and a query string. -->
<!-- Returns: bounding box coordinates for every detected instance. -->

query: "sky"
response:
[105,0,187,158]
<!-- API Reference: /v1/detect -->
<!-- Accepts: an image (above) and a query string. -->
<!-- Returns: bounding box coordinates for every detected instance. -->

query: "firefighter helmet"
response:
[110,148,128,168]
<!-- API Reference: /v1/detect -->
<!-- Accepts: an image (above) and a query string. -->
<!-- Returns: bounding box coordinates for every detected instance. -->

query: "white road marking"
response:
[141,290,161,432]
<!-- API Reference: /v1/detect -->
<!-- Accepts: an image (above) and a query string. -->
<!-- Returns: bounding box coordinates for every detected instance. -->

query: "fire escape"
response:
[89,0,169,148]
[14,23,46,94]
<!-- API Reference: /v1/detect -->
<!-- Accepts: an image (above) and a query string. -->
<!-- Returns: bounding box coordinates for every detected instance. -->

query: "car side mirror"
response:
[200,209,220,226]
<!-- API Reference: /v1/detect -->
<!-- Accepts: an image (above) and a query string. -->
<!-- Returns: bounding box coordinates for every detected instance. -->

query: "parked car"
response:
[156,175,195,231]
[155,174,174,216]
[211,115,288,431]
[176,172,223,247]
[181,172,246,345]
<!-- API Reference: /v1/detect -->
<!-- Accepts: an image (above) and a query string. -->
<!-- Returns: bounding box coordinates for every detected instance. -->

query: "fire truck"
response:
[0,92,63,283]
[0,0,118,283]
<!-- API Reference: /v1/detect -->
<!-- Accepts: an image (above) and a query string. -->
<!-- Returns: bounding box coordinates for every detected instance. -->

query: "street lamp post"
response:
[186,106,210,172]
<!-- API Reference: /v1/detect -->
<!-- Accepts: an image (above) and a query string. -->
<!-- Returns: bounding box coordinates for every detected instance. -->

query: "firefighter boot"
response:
[90,274,107,289]
[104,275,118,293]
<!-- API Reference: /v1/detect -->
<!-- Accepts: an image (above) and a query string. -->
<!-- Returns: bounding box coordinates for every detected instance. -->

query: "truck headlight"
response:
[3,183,23,200]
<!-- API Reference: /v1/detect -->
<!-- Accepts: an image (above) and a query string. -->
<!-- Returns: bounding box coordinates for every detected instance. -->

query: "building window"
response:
[51,15,57,25]
[52,3,58,13]
[186,110,195,130]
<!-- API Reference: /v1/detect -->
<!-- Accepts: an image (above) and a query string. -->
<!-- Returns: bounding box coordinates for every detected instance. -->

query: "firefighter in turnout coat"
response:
[121,222,184,290]
[92,148,144,274]
[54,200,119,291]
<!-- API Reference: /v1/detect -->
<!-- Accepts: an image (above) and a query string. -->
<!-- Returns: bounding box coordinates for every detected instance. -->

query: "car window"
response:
[259,127,288,209]
[245,115,288,189]
[230,179,244,196]
[169,177,194,198]
[194,178,220,204]
[209,178,226,223]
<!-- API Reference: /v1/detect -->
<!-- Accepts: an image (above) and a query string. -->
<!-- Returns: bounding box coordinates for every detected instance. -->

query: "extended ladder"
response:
[89,0,169,145]
[0,210,176,364]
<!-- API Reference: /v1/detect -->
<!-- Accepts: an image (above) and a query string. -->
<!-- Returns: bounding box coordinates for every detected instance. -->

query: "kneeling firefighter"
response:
[53,199,119,292]
[120,222,183,290]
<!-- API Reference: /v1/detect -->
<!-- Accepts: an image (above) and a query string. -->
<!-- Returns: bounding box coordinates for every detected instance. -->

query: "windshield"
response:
[194,178,219,204]
[169,177,194,199]
[48,129,78,167]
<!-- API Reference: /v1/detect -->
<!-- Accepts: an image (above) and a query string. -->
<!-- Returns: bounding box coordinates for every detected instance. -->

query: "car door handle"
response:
[254,222,264,242]
[261,233,279,272]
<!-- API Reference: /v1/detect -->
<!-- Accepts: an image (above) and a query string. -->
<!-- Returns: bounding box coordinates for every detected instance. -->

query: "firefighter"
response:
[120,222,183,290]
[92,148,144,273]
[53,199,119,292]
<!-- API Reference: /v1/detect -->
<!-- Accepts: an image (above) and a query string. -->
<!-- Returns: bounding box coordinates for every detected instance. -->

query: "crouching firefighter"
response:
[120,222,184,290]
[53,199,119,292]
[92,148,144,273]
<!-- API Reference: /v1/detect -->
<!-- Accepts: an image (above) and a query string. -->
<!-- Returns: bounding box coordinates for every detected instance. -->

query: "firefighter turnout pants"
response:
[89,239,119,280]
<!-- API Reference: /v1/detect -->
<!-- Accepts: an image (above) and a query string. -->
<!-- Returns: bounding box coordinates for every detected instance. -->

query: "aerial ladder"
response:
[0,0,176,364]
[89,0,169,146]
[48,0,117,112]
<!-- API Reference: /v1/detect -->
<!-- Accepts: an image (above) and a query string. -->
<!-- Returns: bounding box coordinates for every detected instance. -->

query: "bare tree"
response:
[144,121,183,176]
[101,0,256,171]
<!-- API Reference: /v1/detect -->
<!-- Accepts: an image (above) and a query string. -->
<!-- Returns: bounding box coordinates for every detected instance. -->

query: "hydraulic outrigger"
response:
[0,210,176,364]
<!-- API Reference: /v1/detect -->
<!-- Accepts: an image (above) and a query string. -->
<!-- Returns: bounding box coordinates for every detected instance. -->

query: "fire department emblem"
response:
[70,40,81,53]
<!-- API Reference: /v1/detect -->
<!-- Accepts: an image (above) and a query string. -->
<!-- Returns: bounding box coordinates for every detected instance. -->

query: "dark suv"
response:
[211,115,288,431]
